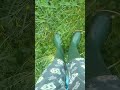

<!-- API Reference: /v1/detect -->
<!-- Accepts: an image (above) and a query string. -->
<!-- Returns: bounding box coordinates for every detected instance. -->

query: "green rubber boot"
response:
[54,33,64,61]
[86,13,112,80]
[68,31,81,63]
[87,13,112,49]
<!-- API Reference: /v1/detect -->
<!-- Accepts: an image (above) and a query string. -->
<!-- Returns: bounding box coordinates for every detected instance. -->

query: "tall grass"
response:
[0,0,34,89]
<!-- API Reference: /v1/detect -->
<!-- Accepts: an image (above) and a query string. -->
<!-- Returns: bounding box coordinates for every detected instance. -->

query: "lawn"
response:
[35,0,85,81]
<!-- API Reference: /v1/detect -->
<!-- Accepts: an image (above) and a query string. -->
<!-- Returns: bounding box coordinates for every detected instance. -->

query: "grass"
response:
[35,0,85,81]
[0,0,34,89]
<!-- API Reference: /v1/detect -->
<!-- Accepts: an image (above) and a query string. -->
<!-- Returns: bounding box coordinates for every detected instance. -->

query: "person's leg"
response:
[54,33,64,60]
[35,33,66,90]
[67,32,85,90]
[86,12,112,80]
[35,59,66,90]
[68,32,81,62]
[67,58,85,90]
